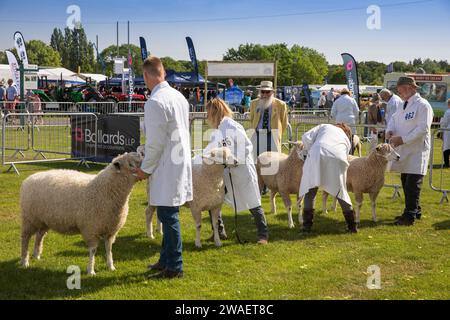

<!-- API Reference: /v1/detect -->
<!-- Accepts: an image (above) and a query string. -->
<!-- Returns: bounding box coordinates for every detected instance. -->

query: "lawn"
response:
[0,120,449,300]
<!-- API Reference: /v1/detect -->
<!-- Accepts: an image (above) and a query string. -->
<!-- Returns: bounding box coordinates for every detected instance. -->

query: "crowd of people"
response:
[129,55,438,279]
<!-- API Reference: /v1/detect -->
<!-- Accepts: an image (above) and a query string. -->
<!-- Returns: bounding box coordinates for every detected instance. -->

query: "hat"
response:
[257,81,274,91]
[0,79,4,86]
[340,87,350,94]
[397,76,419,88]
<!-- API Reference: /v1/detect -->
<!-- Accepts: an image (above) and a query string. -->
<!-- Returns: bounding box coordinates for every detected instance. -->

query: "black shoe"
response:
[147,269,183,279]
[394,215,414,226]
[147,261,165,271]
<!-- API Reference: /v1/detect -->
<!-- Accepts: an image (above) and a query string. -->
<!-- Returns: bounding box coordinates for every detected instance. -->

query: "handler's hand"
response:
[385,131,394,140]
[390,136,404,147]
[132,168,150,181]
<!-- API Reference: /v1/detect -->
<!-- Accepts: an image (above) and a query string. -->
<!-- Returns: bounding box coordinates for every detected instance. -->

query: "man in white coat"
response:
[299,123,358,233]
[386,77,433,226]
[330,87,360,134]
[133,56,193,278]
[440,99,450,168]
[379,88,403,127]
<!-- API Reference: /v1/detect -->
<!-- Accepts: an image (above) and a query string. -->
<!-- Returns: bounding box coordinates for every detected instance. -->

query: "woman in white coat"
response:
[330,88,360,134]
[440,99,450,168]
[204,98,269,244]
[299,123,358,233]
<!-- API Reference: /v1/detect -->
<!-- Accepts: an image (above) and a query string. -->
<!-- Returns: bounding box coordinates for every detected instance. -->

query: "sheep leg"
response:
[369,192,379,223]
[270,191,277,214]
[87,241,99,276]
[210,208,222,247]
[145,205,155,239]
[322,191,329,214]
[191,210,202,248]
[332,196,338,212]
[354,193,363,225]
[32,228,48,260]
[21,227,35,268]
[156,217,162,235]
[105,236,116,271]
[297,194,303,225]
[280,192,294,228]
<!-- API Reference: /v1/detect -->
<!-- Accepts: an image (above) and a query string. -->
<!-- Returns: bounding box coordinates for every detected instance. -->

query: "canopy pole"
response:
[204,62,208,110]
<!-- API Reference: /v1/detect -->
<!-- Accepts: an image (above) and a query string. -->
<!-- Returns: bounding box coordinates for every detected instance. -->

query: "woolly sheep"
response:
[322,143,400,223]
[143,147,238,248]
[20,152,143,275]
[256,142,304,228]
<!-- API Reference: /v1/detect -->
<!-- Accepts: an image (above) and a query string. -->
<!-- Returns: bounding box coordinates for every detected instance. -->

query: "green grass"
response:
[0,122,449,300]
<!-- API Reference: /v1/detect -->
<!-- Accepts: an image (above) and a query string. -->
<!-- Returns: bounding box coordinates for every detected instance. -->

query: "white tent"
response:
[0,64,12,83]
[38,67,85,85]
[79,73,108,83]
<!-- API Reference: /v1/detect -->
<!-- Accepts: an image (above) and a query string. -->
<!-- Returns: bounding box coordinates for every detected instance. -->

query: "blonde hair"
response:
[206,98,233,129]
[143,56,165,77]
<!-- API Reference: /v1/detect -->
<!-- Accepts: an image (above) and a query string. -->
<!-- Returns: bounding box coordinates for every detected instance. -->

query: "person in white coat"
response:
[203,98,269,244]
[330,87,360,134]
[299,123,358,233]
[386,77,433,226]
[440,99,450,168]
[379,88,403,127]
[133,56,193,279]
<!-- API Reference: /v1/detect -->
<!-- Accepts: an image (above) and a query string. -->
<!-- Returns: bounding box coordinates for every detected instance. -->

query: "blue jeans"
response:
[157,206,183,272]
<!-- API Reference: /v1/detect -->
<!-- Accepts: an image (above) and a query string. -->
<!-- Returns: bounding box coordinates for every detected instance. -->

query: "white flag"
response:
[14,31,29,66]
[5,50,20,94]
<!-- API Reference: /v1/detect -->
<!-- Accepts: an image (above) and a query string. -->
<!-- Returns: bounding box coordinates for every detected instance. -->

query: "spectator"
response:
[0,79,6,104]
[133,56,193,279]
[318,91,327,108]
[330,87,360,134]
[386,77,433,226]
[288,94,296,110]
[379,88,403,127]
[367,93,383,150]
[440,99,450,168]
[6,79,18,113]
[325,88,335,108]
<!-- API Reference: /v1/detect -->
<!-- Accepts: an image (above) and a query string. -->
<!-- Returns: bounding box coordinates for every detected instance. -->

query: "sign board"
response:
[410,75,443,82]
[24,72,38,91]
[114,58,125,75]
[71,115,140,163]
[207,62,275,78]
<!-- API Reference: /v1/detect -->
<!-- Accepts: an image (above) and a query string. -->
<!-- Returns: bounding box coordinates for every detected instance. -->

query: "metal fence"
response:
[429,128,450,204]
[2,112,97,174]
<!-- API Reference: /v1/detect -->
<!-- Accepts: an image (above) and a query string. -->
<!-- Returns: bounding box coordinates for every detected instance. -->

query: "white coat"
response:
[299,124,352,206]
[203,116,261,212]
[385,94,403,127]
[330,94,360,133]
[440,108,450,152]
[141,81,193,206]
[386,93,434,175]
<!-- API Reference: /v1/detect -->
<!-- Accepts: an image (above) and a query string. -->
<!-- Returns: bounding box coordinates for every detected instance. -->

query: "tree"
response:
[2,40,61,67]
[100,44,143,77]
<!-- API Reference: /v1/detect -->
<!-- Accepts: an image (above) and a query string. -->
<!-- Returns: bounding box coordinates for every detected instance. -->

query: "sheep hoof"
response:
[33,254,41,260]
[324,209,329,214]
[288,223,295,229]
[214,241,222,247]
[108,265,116,271]
[87,270,96,276]
[21,261,30,268]
[195,242,202,249]
[147,232,155,240]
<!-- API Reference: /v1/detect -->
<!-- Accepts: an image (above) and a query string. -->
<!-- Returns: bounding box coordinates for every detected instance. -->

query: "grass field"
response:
[0,119,449,300]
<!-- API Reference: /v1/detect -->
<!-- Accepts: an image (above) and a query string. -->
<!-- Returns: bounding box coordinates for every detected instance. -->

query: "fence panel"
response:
[116,101,146,113]
[75,101,116,114]
[429,128,450,204]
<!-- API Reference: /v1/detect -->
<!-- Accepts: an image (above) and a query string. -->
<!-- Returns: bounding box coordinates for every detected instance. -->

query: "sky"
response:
[0,0,449,65]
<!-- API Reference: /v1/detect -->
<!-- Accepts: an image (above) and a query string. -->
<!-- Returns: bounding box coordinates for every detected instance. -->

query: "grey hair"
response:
[379,89,392,96]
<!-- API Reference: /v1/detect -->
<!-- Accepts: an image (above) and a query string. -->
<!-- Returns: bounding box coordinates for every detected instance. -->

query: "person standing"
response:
[326,88,335,109]
[379,88,403,127]
[249,81,288,161]
[440,99,450,168]
[330,88,360,134]
[386,77,433,226]
[0,79,6,104]
[367,93,382,151]
[204,98,269,244]
[133,56,193,279]
[318,91,327,109]
[299,123,357,233]
[6,79,18,112]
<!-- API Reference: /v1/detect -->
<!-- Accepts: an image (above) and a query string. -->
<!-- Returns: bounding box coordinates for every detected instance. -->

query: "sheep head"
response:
[288,141,305,161]
[374,143,400,161]
[111,152,143,176]
[202,147,238,168]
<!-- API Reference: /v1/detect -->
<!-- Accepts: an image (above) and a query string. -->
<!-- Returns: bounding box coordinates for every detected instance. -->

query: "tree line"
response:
[0,25,449,86]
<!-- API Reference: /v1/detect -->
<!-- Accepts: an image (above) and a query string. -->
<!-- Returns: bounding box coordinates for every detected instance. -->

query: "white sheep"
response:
[256,142,304,228]
[322,143,400,223]
[144,147,238,248]
[20,152,142,275]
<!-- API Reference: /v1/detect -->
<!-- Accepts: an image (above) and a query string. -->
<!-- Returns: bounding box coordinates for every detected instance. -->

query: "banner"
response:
[139,37,148,61]
[71,115,140,163]
[185,37,199,82]
[5,50,20,94]
[341,53,360,107]
[13,31,28,66]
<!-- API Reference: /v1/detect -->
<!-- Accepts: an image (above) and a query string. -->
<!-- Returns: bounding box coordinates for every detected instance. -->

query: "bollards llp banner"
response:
[71,115,140,163]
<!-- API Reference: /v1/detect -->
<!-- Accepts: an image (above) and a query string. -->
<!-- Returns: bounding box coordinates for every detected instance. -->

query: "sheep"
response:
[352,134,362,157]
[20,152,143,275]
[322,143,400,224]
[144,147,238,248]
[256,141,304,228]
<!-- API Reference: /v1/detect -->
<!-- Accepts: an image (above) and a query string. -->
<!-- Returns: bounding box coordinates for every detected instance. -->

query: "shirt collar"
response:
[150,81,169,98]
[406,93,420,105]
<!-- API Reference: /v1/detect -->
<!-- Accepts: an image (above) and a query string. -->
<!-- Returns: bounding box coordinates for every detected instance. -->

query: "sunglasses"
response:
[261,90,272,94]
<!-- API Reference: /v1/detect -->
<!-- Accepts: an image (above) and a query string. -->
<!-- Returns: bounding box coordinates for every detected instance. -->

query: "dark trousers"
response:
[303,187,353,212]
[256,130,272,156]
[400,174,424,218]
[444,149,450,167]
[157,206,183,272]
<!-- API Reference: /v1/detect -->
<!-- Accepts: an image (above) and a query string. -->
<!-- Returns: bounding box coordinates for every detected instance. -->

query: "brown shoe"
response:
[147,261,165,271]
[147,269,183,279]
[257,239,268,245]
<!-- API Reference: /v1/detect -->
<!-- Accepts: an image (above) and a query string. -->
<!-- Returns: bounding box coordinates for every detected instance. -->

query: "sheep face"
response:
[112,152,143,176]
[288,141,305,160]
[203,147,238,167]
[375,144,400,161]
[136,145,145,158]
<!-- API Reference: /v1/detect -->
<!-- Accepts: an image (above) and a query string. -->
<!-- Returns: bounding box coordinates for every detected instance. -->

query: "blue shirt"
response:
[6,86,18,101]
[0,86,5,101]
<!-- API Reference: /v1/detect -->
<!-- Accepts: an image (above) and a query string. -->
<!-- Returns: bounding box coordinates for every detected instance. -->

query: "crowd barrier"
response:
[429,128,450,204]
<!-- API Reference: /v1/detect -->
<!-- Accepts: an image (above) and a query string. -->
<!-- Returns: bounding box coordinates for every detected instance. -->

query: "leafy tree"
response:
[1,40,61,67]
[100,44,143,77]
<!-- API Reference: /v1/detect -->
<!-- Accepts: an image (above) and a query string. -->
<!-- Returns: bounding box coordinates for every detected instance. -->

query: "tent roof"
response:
[79,73,108,83]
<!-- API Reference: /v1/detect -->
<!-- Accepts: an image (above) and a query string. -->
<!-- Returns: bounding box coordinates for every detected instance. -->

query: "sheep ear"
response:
[113,161,121,172]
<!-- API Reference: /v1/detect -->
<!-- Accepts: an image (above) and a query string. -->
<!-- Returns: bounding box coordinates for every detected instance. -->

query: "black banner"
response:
[341,52,360,107]
[186,36,199,82]
[71,115,140,163]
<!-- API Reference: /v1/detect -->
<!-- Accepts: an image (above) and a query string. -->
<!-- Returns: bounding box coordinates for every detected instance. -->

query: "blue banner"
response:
[186,37,199,82]
[139,37,148,61]
[341,53,360,107]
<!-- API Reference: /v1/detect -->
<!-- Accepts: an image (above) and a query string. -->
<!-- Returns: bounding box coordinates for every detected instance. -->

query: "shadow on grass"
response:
[432,219,450,230]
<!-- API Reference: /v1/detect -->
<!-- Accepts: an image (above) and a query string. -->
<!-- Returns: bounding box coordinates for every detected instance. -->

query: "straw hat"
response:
[257,81,274,91]
[397,76,419,88]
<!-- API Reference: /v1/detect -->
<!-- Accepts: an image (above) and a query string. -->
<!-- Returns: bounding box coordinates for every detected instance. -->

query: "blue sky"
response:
[0,0,449,65]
